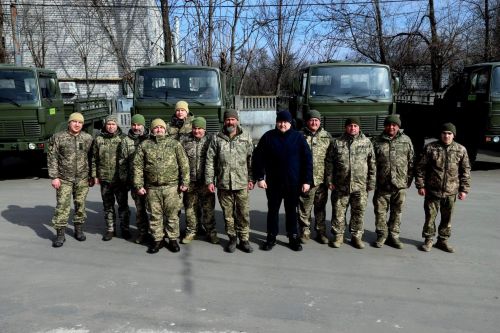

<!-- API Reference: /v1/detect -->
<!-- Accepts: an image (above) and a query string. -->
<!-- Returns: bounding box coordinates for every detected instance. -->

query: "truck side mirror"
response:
[393,77,400,94]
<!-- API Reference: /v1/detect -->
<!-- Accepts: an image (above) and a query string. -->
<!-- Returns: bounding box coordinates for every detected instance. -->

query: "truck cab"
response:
[290,62,395,136]
[130,63,228,133]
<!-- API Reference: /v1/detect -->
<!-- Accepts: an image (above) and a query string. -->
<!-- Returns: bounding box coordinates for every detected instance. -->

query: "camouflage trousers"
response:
[131,190,149,234]
[298,183,328,236]
[373,188,407,238]
[100,181,130,232]
[217,188,250,241]
[52,178,89,229]
[331,190,368,238]
[183,182,216,235]
[147,185,183,241]
[422,194,456,240]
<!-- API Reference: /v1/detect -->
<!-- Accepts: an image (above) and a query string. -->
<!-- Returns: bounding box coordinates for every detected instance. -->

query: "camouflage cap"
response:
[224,109,239,120]
[441,122,456,136]
[306,109,322,121]
[345,116,360,127]
[384,114,401,127]
[175,100,189,112]
[105,115,119,124]
[68,112,84,123]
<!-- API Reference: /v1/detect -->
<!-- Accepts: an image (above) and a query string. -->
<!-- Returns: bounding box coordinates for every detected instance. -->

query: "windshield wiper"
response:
[188,99,205,106]
[312,94,345,103]
[346,96,379,103]
[0,96,21,107]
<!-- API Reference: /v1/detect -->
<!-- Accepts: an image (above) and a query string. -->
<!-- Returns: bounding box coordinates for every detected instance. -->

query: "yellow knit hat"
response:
[175,100,189,112]
[68,112,84,123]
[151,118,167,129]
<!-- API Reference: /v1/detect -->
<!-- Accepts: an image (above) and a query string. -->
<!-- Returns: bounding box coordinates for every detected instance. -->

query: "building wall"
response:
[2,0,163,98]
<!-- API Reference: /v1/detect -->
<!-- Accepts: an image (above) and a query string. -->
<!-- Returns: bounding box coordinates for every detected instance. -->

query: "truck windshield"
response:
[136,68,221,103]
[490,67,500,98]
[308,66,392,101]
[0,70,39,104]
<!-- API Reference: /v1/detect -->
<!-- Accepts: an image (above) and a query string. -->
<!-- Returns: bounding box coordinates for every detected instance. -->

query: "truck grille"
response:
[323,115,382,136]
[206,118,221,134]
[0,120,41,139]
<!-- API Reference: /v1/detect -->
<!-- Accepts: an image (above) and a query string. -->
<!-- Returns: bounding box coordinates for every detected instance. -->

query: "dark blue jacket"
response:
[253,128,313,189]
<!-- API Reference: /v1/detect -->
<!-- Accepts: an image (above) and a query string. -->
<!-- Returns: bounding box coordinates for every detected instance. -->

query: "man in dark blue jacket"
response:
[253,110,313,251]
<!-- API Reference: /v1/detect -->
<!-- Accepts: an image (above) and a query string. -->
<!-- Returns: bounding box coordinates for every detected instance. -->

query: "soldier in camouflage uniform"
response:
[118,114,151,244]
[371,115,415,249]
[133,118,190,254]
[206,109,254,253]
[48,112,94,248]
[415,123,471,253]
[327,116,376,249]
[165,100,194,139]
[298,110,333,245]
[92,115,130,241]
[179,117,218,244]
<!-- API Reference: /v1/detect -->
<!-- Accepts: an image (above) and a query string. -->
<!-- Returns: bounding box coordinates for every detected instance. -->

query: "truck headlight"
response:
[28,143,36,150]
[493,136,500,143]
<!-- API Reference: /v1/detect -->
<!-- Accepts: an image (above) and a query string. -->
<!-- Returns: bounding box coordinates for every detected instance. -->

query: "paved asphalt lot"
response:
[0,149,499,333]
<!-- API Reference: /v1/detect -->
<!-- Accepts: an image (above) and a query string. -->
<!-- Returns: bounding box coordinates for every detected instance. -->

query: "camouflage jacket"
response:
[205,126,253,190]
[372,131,415,192]
[179,132,213,184]
[118,127,150,186]
[165,113,194,140]
[91,127,124,183]
[302,127,333,186]
[133,135,190,189]
[415,140,471,197]
[327,132,376,193]
[47,129,93,183]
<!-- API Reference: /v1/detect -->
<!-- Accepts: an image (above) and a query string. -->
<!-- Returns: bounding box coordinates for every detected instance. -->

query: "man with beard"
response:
[205,110,254,253]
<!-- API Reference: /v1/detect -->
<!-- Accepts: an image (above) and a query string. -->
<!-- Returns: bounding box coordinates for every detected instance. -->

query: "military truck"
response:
[397,62,500,163]
[129,62,231,132]
[287,62,396,136]
[0,65,109,170]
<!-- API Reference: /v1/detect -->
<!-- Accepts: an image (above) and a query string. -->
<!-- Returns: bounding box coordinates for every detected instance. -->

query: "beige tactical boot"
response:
[420,238,433,252]
[315,232,329,244]
[435,238,455,253]
[351,236,365,249]
[329,235,344,248]
[373,235,386,248]
[386,235,404,249]
[300,233,310,244]
[181,233,196,244]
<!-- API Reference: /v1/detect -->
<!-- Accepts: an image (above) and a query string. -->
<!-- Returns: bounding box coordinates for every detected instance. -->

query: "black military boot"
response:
[74,224,86,241]
[238,240,254,253]
[225,236,237,253]
[121,228,132,240]
[147,240,163,254]
[102,230,114,241]
[289,234,303,252]
[262,235,276,251]
[134,232,148,244]
[52,228,66,248]
[168,239,180,253]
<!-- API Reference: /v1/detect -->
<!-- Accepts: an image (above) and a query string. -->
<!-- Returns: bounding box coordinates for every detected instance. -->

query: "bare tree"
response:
[20,0,48,67]
[160,0,174,62]
[0,1,6,63]
[258,0,305,94]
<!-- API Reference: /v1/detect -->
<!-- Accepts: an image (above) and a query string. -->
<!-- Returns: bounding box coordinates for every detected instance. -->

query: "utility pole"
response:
[10,0,21,65]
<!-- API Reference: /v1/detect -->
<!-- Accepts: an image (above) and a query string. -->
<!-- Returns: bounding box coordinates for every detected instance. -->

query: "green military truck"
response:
[287,62,396,136]
[397,62,500,163]
[129,62,231,132]
[0,65,109,170]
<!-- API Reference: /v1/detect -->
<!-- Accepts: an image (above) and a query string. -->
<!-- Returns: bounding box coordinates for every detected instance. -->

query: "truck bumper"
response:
[0,141,47,152]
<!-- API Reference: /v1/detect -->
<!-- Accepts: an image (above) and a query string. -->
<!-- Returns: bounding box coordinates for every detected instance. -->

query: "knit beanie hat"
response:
[306,109,322,121]
[175,100,189,112]
[151,118,167,129]
[131,114,146,126]
[276,110,293,123]
[384,114,401,127]
[441,122,456,136]
[192,117,207,129]
[345,116,361,127]
[105,115,118,124]
[68,112,84,123]
[224,109,239,120]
